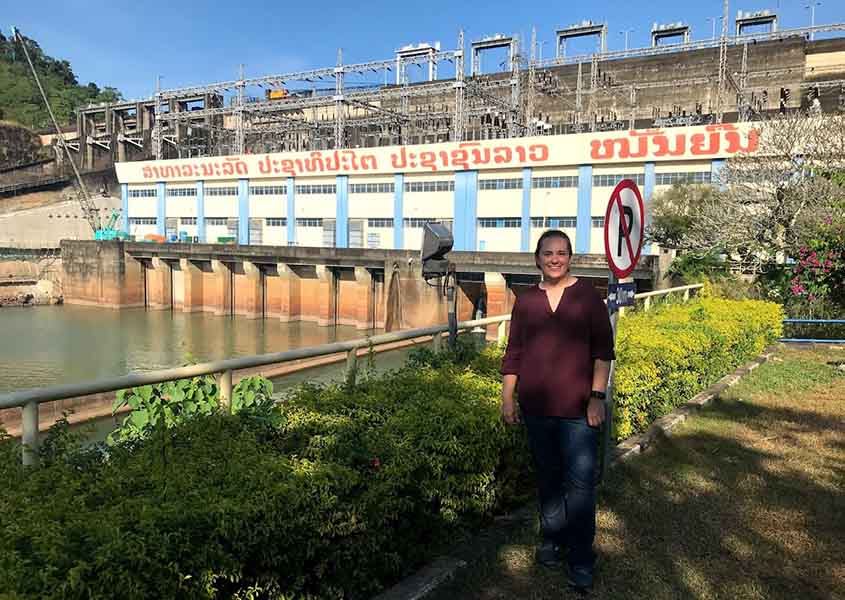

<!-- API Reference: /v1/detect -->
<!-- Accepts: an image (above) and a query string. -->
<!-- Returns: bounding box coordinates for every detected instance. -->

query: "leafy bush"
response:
[0,352,530,600]
[0,298,782,598]
[613,297,783,440]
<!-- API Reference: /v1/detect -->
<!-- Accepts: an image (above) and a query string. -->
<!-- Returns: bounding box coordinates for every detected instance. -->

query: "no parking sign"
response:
[603,179,645,279]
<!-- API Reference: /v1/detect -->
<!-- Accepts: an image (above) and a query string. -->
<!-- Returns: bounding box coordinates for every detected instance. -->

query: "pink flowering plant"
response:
[787,215,845,313]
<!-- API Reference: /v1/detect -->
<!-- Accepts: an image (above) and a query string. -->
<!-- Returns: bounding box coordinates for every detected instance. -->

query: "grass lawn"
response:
[428,345,845,600]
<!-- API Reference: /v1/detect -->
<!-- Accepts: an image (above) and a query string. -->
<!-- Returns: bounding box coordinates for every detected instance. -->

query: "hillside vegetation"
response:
[0,31,122,130]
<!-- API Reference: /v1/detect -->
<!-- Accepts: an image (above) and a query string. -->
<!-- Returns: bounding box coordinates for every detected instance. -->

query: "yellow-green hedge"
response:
[612,298,783,440]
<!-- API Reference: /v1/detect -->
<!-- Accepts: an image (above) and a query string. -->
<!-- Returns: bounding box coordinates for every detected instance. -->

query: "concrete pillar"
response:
[276,263,302,322]
[117,138,126,163]
[316,265,335,326]
[211,259,232,316]
[196,181,205,243]
[156,182,166,238]
[576,165,593,254]
[393,173,404,250]
[521,167,532,252]
[643,162,655,255]
[482,271,507,335]
[238,179,249,245]
[235,261,263,319]
[146,257,172,310]
[353,267,374,330]
[336,175,349,248]
[121,183,129,235]
[453,171,478,251]
[180,258,204,313]
[286,177,296,245]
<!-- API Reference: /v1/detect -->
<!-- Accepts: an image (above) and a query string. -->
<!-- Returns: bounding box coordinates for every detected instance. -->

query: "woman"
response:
[500,229,614,591]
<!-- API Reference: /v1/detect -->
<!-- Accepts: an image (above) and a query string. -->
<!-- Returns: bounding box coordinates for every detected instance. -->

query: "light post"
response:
[805,2,821,41]
[620,28,635,51]
[707,17,719,40]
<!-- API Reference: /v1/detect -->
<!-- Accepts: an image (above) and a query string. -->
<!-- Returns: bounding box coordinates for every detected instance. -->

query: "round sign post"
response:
[597,179,645,484]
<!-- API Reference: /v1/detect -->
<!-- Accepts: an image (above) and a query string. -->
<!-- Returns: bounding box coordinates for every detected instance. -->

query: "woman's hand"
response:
[502,395,521,425]
[587,397,605,427]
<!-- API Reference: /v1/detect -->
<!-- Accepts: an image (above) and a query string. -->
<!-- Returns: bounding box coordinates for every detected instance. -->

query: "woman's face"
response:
[538,236,572,281]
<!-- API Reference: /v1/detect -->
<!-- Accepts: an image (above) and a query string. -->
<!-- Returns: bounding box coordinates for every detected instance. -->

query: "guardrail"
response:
[780,319,845,344]
[0,284,703,466]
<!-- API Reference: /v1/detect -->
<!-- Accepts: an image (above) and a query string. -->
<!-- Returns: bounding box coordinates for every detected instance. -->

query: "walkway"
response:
[428,345,845,600]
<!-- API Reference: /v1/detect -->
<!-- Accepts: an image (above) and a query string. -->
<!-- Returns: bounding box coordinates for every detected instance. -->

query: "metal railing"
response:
[780,319,845,344]
[0,284,702,466]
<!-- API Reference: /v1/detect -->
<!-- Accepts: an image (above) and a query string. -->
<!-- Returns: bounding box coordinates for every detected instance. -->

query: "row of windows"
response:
[403,218,453,228]
[532,176,579,189]
[655,172,712,186]
[404,181,454,193]
[350,183,394,194]
[250,185,287,196]
[132,216,612,229]
[166,187,196,197]
[206,187,239,196]
[296,184,336,195]
[479,178,522,190]
[128,189,156,198]
[530,217,578,228]
[478,217,522,228]
[593,174,646,187]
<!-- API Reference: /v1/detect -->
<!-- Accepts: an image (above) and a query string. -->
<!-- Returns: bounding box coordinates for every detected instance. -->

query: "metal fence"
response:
[0,284,703,466]
[780,319,845,344]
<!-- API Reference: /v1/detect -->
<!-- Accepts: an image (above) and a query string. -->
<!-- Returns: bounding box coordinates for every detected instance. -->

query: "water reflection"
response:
[0,305,376,393]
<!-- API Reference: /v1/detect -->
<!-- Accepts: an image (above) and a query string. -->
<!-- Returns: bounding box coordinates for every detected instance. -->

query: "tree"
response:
[647,112,845,271]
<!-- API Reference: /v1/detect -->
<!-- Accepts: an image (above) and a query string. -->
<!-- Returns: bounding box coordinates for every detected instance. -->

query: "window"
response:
[205,187,239,196]
[403,180,454,193]
[205,217,228,226]
[655,172,712,186]
[532,176,578,189]
[129,217,157,225]
[250,185,287,195]
[593,174,645,187]
[403,218,453,229]
[296,218,323,227]
[266,218,287,226]
[591,217,605,228]
[295,184,336,194]
[128,189,156,198]
[367,218,394,228]
[531,217,577,228]
[166,187,196,197]
[478,217,522,228]
[367,232,381,249]
[180,217,197,225]
[350,182,394,194]
[479,178,522,190]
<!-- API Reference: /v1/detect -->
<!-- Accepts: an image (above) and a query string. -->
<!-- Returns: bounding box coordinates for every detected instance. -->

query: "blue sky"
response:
[5,0,844,100]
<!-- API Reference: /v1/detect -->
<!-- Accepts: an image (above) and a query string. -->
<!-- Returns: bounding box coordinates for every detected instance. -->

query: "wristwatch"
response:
[590,390,607,400]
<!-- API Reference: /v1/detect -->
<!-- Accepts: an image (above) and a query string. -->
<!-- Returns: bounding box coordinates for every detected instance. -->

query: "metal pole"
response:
[217,369,232,413]
[598,272,619,484]
[447,268,457,349]
[345,348,358,388]
[22,400,39,466]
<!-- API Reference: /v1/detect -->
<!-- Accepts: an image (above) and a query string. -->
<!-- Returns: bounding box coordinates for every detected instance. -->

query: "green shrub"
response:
[0,352,531,600]
[613,297,783,440]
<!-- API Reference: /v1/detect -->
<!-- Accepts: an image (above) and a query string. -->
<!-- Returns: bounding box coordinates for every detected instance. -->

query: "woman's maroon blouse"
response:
[500,279,615,418]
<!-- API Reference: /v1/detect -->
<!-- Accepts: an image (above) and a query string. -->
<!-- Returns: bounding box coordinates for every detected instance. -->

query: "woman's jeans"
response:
[524,415,598,569]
